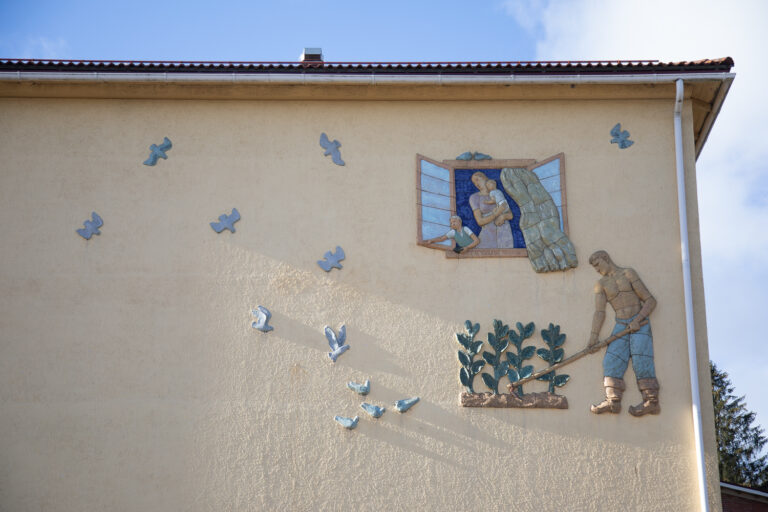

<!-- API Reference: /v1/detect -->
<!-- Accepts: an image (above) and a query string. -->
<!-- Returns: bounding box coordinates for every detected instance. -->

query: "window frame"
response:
[416,153,569,259]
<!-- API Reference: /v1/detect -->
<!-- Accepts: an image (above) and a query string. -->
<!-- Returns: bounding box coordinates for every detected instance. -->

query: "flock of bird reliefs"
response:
[78,123,661,428]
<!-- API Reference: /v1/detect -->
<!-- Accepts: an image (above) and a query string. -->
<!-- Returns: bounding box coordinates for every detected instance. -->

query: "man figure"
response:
[586,250,660,416]
[424,216,480,254]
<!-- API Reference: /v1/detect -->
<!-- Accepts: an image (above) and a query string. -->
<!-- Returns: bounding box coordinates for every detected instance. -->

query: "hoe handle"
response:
[508,320,649,390]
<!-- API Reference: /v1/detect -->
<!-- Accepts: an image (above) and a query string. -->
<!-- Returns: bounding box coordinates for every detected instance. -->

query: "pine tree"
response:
[711,361,768,490]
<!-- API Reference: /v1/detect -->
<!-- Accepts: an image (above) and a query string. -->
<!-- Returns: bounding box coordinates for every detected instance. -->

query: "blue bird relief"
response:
[394,397,420,413]
[347,379,370,396]
[334,415,359,429]
[455,151,493,161]
[210,208,240,233]
[76,212,103,240]
[251,305,274,333]
[326,324,350,362]
[360,403,386,418]
[317,246,345,272]
[319,133,345,166]
[610,123,634,149]
[143,137,172,166]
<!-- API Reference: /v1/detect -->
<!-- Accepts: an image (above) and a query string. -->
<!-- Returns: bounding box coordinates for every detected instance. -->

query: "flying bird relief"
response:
[143,137,173,166]
[360,403,386,418]
[319,132,345,166]
[394,397,419,413]
[455,151,493,161]
[76,212,103,240]
[251,305,274,333]
[347,379,370,396]
[325,324,350,362]
[334,415,359,430]
[317,246,345,272]
[210,208,240,234]
[610,123,634,149]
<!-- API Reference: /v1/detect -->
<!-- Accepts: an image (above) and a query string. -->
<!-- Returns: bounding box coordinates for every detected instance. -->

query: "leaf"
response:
[481,373,498,394]
[521,345,536,360]
[537,371,554,381]
[482,351,497,366]
[519,365,534,379]
[508,331,521,348]
[471,340,484,356]
[554,374,570,387]
[497,338,509,354]
[523,322,535,339]
[460,368,471,387]
[458,350,471,367]
[536,348,551,363]
[541,327,551,344]
[488,332,497,346]
[494,361,509,380]
[506,352,520,368]
[493,320,509,339]
[456,333,470,350]
[553,348,565,363]
[464,320,473,334]
[516,322,524,335]
[471,360,486,374]
[471,323,480,335]
[508,368,520,382]
[555,333,566,347]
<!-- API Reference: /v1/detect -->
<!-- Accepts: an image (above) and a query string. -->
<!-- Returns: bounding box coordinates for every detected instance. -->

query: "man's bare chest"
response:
[602,275,633,300]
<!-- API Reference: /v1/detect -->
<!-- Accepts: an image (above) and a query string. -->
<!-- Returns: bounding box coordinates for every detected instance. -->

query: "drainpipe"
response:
[674,78,709,512]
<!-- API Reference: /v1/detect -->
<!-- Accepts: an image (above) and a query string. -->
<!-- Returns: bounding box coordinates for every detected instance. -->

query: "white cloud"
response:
[501,0,548,34]
[504,0,768,430]
[20,37,70,59]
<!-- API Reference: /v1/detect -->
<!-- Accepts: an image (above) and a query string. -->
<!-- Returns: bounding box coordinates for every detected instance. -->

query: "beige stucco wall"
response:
[0,83,720,511]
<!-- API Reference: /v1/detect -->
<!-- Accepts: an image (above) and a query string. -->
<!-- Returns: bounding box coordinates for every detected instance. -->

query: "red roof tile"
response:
[0,57,734,75]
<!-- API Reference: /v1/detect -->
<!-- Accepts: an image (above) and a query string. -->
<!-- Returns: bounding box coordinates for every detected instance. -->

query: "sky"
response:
[2,0,767,436]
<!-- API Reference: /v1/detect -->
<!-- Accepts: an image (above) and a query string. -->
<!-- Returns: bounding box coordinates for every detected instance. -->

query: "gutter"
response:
[674,78,709,512]
[0,70,735,86]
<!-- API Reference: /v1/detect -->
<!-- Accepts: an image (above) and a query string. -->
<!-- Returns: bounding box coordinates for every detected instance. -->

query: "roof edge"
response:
[0,57,735,75]
[694,76,734,160]
[0,70,736,86]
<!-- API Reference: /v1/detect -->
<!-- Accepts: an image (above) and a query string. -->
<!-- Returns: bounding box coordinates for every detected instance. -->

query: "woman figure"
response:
[468,171,515,249]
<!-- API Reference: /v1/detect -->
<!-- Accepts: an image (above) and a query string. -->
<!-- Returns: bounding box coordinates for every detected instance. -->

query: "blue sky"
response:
[0,0,539,62]
[2,0,767,437]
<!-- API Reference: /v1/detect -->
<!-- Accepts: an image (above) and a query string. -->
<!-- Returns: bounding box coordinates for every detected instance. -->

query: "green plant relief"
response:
[506,321,536,397]
[456,320,485,393]
[536,323,571,393]
[480,319,511,394]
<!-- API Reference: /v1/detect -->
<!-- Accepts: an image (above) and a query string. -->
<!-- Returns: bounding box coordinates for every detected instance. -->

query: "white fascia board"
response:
[0,71,736,86]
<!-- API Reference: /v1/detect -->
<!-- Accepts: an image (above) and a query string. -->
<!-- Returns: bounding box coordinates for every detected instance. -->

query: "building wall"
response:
[0,84,721,511]
[721,487,768,512]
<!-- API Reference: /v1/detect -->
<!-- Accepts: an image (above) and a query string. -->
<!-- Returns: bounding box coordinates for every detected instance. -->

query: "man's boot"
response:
[590,377,624,414]
[629,378,660,416]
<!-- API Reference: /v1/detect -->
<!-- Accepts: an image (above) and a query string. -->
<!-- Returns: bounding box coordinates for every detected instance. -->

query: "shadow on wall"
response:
[267,310,409,378]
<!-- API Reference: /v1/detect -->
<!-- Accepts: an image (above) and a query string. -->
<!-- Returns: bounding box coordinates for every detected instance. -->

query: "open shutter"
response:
[417,155,454,250]
[528,153,568,234]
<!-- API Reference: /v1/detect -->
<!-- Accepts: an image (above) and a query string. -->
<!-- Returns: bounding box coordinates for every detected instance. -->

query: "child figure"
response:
[483,180,514,225]
[425,216,480,254]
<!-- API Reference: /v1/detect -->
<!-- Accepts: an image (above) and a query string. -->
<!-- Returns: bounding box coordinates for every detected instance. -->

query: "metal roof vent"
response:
[300,48,323,62]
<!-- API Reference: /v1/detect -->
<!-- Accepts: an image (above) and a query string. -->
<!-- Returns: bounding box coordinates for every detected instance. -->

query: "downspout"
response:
[674,78,709,512]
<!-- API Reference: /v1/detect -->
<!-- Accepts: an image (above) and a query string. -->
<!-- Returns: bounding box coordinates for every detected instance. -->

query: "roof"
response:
[721,482,768,509]
[0,57,734,75]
